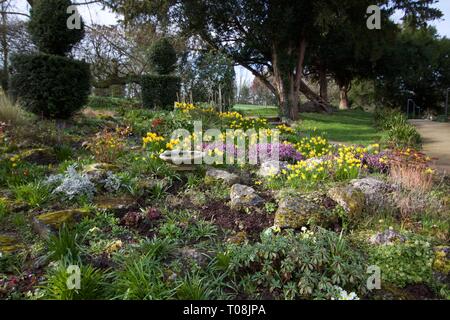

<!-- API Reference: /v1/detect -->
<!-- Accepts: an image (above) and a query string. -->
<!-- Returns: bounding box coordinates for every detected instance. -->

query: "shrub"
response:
[374,108,421,149]
[10,53,91,119]
[227,228,367,299]
[141,75,180,109]
[28,0,84,56]
[386,124,422,149]
[147,38,177,75]
[83,127,129,163]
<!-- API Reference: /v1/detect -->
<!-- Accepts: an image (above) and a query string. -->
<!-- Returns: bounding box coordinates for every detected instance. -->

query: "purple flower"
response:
[203,142,303,164]
[362,152,389,173]
[249,143,303,163]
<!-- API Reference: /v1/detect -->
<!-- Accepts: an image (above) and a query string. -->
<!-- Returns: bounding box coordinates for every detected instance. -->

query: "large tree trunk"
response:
[338,82,350,110]
[300,81,332,113]
[271,38,308,120]
[1,10,8,92]
[237,39,332,117]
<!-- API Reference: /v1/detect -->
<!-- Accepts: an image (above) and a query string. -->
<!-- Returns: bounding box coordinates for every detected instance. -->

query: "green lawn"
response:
[233,104,279,117]
[233,104,381,146]
[298,110,382,146]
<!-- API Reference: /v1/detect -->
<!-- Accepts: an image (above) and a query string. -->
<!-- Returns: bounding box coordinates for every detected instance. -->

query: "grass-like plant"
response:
[11,181,52,208]
[47,225,80,262]
[0,90,27,126]
[41,257,108,300]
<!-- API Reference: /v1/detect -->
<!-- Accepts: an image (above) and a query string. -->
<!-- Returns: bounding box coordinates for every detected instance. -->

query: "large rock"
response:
[433,246,449,285]
[350,177,393,209]
[258,160,288,177]
[274,195,321,229]
[327,186,365,218]
[94,195,137,216]
[206,168,240,186]
[230,184,264,210]
[32,209,90,237]
[369,229,406,245]
[0,233,22,253]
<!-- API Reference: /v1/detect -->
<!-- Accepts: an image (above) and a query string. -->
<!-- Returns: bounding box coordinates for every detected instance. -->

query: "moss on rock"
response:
[328,186,365,218]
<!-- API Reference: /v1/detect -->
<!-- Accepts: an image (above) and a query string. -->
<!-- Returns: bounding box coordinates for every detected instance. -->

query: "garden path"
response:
[409,119,450,174]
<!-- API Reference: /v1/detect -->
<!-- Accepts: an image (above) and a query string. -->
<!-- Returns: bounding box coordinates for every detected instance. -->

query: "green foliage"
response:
[11,181,51,208]
[141,75,180,109]
[0,198,7,222]
[53,144,74,162]
[110,253,175,300]
[28,0,85,56]
[368,239,434,287]
[0,251,26,274]
[227,228,367,299]
[148,38,177,75]
[87,96,140,110]
[41,258,107,300]
[375,27,450,111]
[10,53,91,119]
[47,225,80,262]
[386,123,422,149]
[375,108,422,148]
[175,273,217,300]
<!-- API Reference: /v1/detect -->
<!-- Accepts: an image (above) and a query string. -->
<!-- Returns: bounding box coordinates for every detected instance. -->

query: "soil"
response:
[198,200,273,241]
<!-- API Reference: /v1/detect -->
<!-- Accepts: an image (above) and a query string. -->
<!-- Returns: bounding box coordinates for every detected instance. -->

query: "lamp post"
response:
[445,88,449,120]
[407,99,414,119]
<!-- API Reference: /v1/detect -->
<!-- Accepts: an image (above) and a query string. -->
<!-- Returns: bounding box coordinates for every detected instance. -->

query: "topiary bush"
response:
[141,75,180,109]
[10,53,90,119]
[147,38,177,75]
[28,0,84,56]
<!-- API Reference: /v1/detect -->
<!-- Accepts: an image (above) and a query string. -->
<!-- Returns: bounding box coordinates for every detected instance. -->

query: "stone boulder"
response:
[230,184,264,210]
[206,169,240,186]
[327,185,365,218]
[178,247,208,266]
[274,195,321,229]
[350,177,394,210]
[32,209,90,238]
[0,233,22,253]
[369,229,406,245]
[258,160,288,177]
[94,195,137,216]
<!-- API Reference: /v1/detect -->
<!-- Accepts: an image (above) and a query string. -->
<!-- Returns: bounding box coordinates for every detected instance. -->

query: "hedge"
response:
[10,53,91,119]
[141,75,180,109]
